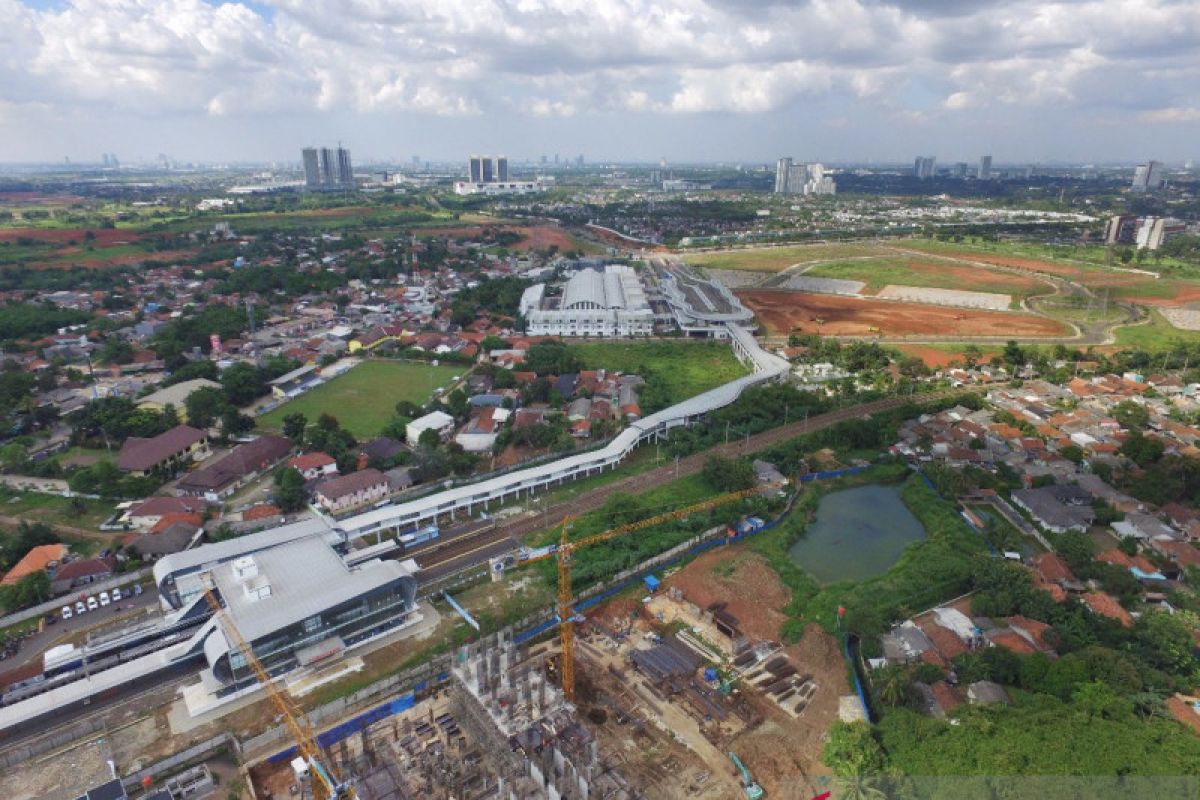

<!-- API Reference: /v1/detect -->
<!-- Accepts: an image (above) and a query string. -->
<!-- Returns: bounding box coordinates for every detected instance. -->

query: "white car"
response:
[75,600,87,615]
[99,591,110,607]
[61,606,73,620]
[86,596,99,611]
[111,587,122,602]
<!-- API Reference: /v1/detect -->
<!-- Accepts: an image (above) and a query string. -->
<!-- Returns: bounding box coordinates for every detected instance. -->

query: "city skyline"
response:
[1,0,1198,164]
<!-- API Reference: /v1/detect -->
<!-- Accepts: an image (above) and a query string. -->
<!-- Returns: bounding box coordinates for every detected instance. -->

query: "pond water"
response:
[787,483,927,585]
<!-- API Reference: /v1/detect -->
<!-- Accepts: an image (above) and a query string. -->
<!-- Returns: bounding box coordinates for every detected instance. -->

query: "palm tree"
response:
[874,665,910,708]
[837,775,887,800]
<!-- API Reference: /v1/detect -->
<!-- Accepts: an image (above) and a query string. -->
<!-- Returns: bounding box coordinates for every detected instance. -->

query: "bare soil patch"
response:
[738,289,1069,338]
[0,227,142,245]
[665,548,791,641]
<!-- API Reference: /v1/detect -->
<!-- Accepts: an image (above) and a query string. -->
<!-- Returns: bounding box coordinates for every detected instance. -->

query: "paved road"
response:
[0,586,161,686]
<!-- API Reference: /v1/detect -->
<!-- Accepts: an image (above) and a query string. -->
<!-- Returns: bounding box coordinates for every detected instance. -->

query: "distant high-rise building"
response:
[914,156,937,179]
[773,157,834,195]
[481,157,494,183]
[494,156,508,182]
[1135,216,1186,250]
[774,158,793,193]
[978,155,992,180]
[302,147,320,188]
[303,145,354,190]
[318,147,336,186]
[953,162,969,178]
[469,155,484,183]
[576,155,584,167]
[1131,160,1164,192]
[540,154,548,165]
[336,146,353,186]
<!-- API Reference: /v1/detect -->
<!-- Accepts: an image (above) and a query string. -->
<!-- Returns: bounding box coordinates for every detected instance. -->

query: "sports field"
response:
[258,360,463,439]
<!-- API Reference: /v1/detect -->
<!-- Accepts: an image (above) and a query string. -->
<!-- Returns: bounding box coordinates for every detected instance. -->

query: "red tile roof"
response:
[1005,615,1055,652]
[1032,553,1076,584]
[243,503,281,521]
[988,630,1037,655]
[1082,591,1132,627]
[930,681,962,714]
[921,623,968,660]
[288,452,336,471]
[1,544,68,586]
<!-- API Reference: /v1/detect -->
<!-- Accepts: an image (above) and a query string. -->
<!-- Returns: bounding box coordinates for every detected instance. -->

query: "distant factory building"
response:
[524,265,653,337]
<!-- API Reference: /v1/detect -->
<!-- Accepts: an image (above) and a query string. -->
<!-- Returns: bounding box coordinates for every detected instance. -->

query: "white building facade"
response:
[525,265,654,337]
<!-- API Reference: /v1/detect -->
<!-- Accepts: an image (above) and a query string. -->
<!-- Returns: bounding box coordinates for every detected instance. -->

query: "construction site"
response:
[242,531,849,800]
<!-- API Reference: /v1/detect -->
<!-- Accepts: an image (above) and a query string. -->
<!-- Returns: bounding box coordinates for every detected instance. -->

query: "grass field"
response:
[684,243,887,272]
[570,340,748,405]
[804,256,1046,300]
[257,360,464,440]
[1113,309,1200,350]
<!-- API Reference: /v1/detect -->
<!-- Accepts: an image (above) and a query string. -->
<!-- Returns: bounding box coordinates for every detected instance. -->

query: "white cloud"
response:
[2,0,1199,156]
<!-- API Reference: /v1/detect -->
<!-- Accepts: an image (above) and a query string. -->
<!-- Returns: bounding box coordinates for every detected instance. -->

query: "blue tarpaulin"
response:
[643,574,661,592]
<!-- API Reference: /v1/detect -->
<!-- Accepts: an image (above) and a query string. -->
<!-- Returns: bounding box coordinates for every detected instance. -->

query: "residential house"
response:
[315,468,390,513]
[126,496,208,530]
[116,425,209,477]
[131,521,201,559]
[360,436,407,465]
[1,543,67,587]
[1112,512,1177,542]
[175,435,291,499]
[455,406,509,453]
[1011,486,1095,533]
[287,452,339,481]
[1081,591,1133,627]
[50,556,116,595]
[406,411,456,447]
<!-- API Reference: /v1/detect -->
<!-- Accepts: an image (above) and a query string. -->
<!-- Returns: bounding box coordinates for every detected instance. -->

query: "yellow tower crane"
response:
[525,484,771,702]
[201,582,354,800]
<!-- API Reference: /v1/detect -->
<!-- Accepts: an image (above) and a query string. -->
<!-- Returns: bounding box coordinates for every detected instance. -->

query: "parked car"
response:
[44,613,57,626]
[99,591,110,607]
[61,606,73,621]
[133,584,143,596]
[86,596,98,611]
[111,587,122,602]
[75,601,87,615]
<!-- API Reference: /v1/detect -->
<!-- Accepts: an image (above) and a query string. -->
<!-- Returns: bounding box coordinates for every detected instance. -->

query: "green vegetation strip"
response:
[1113,309,1200,351]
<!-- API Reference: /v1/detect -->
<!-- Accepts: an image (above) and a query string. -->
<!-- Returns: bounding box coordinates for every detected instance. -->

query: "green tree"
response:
[184,386,228,429]
[873,664,912,708]
[418,427,441,449]
[273,467,307,513]
[1113,400,1149,430]
[219,361,267,406]
[823,721,887,778]
[701,455,755,493]
[282,412,308,444]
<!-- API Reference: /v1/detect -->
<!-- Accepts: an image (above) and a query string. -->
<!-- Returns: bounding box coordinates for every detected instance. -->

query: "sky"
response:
[1,0,1198,166]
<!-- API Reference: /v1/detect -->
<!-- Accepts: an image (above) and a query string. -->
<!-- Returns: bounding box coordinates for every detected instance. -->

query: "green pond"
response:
[787,483,927,584]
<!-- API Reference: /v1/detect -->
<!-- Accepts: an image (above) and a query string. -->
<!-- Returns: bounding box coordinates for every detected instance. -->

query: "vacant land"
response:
[258,360,463,439]
[893,344,1003,369]
[1113,309,1200,350]
[737,290,1070,339]
[684,243,887,272]
[570,340,748,405]
[805,256,1049,300]
[0,488,116,531]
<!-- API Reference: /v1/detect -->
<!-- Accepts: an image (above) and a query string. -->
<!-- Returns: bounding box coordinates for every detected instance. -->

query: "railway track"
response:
[412,389,978,583]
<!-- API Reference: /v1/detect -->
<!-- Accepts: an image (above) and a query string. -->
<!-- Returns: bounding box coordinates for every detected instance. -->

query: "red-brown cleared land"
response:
[664,548,791,641]
[0,227,142,245]
[0,192,85,205]
[737,289,1069,338]
[894,345,974,368]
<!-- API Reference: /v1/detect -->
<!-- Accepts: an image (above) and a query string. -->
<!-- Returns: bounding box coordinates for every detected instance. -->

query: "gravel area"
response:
[877,285,1012,310]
